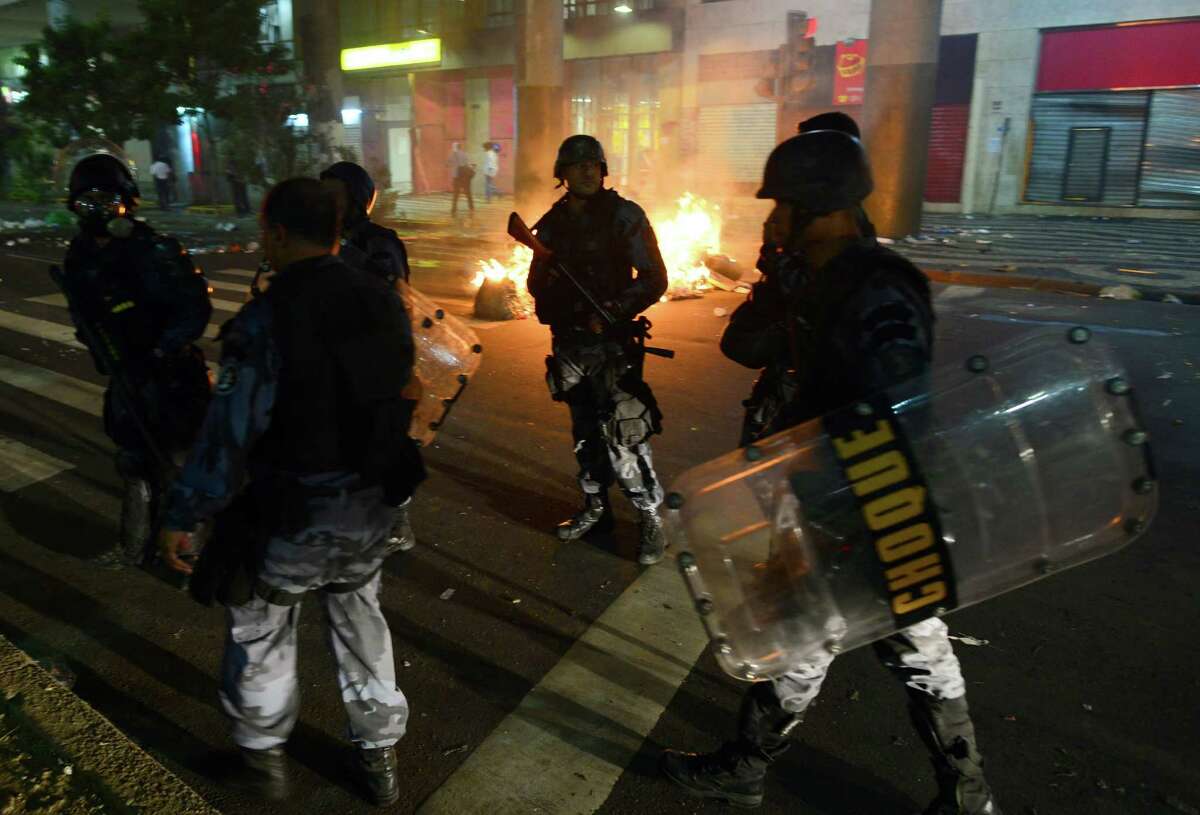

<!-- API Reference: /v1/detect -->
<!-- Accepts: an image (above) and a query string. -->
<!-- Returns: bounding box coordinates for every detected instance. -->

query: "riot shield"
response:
[666,329,1156,681]
[399,280,483,446]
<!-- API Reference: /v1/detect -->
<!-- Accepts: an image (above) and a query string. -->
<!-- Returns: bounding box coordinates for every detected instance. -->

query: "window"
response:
[563,0,659,19]
[486,0,515,28]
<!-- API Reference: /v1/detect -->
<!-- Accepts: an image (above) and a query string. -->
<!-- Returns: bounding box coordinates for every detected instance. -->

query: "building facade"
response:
[332,0,1200,216]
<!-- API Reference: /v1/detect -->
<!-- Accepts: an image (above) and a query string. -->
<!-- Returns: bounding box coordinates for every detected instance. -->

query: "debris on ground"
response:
[948,635,990,647]
[439,588,456,601]
[442,744,469,757]
[1162,293,1184,304]
[0,711,107,814]
[1099,284,1142,300]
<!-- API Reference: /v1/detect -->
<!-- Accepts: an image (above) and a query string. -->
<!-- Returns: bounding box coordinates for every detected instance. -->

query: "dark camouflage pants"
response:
[549,339,663,511]
[220,485,409,750]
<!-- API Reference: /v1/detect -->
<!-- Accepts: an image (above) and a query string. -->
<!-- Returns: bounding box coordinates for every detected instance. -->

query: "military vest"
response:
[256,255,415,485]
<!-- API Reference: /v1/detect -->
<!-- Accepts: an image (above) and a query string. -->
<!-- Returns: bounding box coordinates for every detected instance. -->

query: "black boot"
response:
[348,745,399,806]
[556,493,612,541]
[637,505,666,564]
[660,742,768,808]
[386,498,416,554]
[660,683,799,808]
[94,478,154,570]
[226,746,289,801]
[910,694,1003,815]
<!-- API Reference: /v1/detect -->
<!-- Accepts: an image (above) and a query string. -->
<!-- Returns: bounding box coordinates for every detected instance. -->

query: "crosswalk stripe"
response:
[203,267,257,280]
[0,434,75,492]
[0,310,86,348]
[206,279,248,293]
[28,292,244,315]
[418,562,709,815]
[21,295,225,338]
[0,353,103,416]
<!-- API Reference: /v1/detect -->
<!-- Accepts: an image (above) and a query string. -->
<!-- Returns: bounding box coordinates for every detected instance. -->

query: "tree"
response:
[16,17,178,147]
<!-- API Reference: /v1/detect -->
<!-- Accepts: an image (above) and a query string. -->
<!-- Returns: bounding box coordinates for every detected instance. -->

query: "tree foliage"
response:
[16,17,177,146]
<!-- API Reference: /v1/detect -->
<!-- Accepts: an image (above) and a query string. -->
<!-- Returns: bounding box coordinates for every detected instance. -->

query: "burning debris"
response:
[472,244,535,320]
[471,193,739,319]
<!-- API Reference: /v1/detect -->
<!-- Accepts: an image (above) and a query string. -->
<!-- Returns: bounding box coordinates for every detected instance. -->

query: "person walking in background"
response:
[149,157,173,210]
[483,142,501,203]
[448,141,475,218]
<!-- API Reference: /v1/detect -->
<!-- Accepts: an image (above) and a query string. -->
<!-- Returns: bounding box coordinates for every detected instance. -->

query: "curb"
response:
[0,634,220,815]
[922,267,1200,306]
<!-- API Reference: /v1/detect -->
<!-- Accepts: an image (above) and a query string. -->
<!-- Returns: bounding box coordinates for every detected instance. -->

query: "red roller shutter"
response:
[925,103,969,203]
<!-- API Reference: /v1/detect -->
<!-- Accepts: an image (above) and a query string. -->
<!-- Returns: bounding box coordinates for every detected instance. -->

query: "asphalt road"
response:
[0,229,1197,815]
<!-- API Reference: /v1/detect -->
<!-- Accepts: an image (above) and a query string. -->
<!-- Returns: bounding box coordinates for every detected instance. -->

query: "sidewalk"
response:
[0,634,219,814]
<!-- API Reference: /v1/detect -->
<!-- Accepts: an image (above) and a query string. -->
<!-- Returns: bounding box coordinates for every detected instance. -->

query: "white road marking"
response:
[0,435,74,492]
[0,354,103,416]
[19,295,224,341]
[0,310,86,348]
[203,267,257,280]
[206,279,249,293]
[28,292,244,315]
[418,561,709,815]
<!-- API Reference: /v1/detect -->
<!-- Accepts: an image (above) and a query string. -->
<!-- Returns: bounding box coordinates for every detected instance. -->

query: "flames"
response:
[652,193,722,300]
[471,193,728,318]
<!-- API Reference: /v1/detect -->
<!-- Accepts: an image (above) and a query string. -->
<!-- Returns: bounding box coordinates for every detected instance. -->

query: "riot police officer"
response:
[60,153,212,569]
[319,160,410,285]
[659,131,1003,815]
[158,178,418,805]
[321,160,418,554]
[527,135,670,564]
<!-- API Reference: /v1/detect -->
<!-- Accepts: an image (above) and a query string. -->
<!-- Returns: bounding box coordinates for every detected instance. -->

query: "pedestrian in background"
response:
[159,178,419,806]
[149,157,173,210]
[484,142,501,203]
[448,141,475,218]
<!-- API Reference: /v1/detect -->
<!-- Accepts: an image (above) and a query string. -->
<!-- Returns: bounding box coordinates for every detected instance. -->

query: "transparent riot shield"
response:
[399,280,483,446]
[666,329,1157,681]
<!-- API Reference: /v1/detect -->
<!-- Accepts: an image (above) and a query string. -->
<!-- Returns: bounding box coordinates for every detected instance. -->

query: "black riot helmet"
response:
[756,130,873,213]
[320,161,377,226]
[798,111,861,139]
[67,153,140,236]
[553,135,607,180]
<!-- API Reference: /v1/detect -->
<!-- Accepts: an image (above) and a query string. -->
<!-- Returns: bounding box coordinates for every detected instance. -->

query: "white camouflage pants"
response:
[773,617,966,713]
[220,571,409,750]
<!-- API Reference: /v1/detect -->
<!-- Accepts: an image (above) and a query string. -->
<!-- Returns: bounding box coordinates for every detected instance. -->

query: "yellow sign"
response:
[340,39,442,72]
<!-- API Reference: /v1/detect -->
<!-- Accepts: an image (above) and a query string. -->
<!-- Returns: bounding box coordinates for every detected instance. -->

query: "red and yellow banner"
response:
[833,39,868,106]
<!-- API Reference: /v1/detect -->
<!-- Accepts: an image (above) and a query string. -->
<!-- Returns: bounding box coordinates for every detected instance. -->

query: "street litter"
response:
[877,237,895,245]
[1099,284,1141,300]
[713,307,728,317]
[1162,294,1183,304]
[948,635,990,647]
[440,588,456,600]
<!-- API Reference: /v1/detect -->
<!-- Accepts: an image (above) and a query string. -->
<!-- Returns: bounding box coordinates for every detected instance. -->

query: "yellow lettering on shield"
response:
[864,486,926,531]
[846,450,911,497]
[876,523,933,563]
[832,420,895,461]
[893,581,948,615]
[885,553,943,591]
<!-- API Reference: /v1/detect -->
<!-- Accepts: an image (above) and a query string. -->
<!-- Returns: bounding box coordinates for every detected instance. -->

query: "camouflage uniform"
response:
[163,269,409,751]
[529,189,669,512]
[63,222,212,566]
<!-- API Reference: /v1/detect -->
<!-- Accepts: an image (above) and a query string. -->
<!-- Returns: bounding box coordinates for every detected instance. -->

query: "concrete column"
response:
[860,0,943,239]
[466,77,491,199]
[514,0,565,218]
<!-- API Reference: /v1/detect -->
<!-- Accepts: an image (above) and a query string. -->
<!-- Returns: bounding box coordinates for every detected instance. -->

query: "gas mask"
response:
[73,189,133,238]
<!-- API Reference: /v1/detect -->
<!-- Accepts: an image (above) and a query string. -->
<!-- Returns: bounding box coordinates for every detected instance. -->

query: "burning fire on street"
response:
[472,193,743,320]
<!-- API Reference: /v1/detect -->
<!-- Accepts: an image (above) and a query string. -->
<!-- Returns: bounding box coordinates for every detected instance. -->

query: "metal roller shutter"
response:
[698,103,778,183]
[1138,89,1200,209]
[925,103,969,203]
[1025,91,1148,206]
